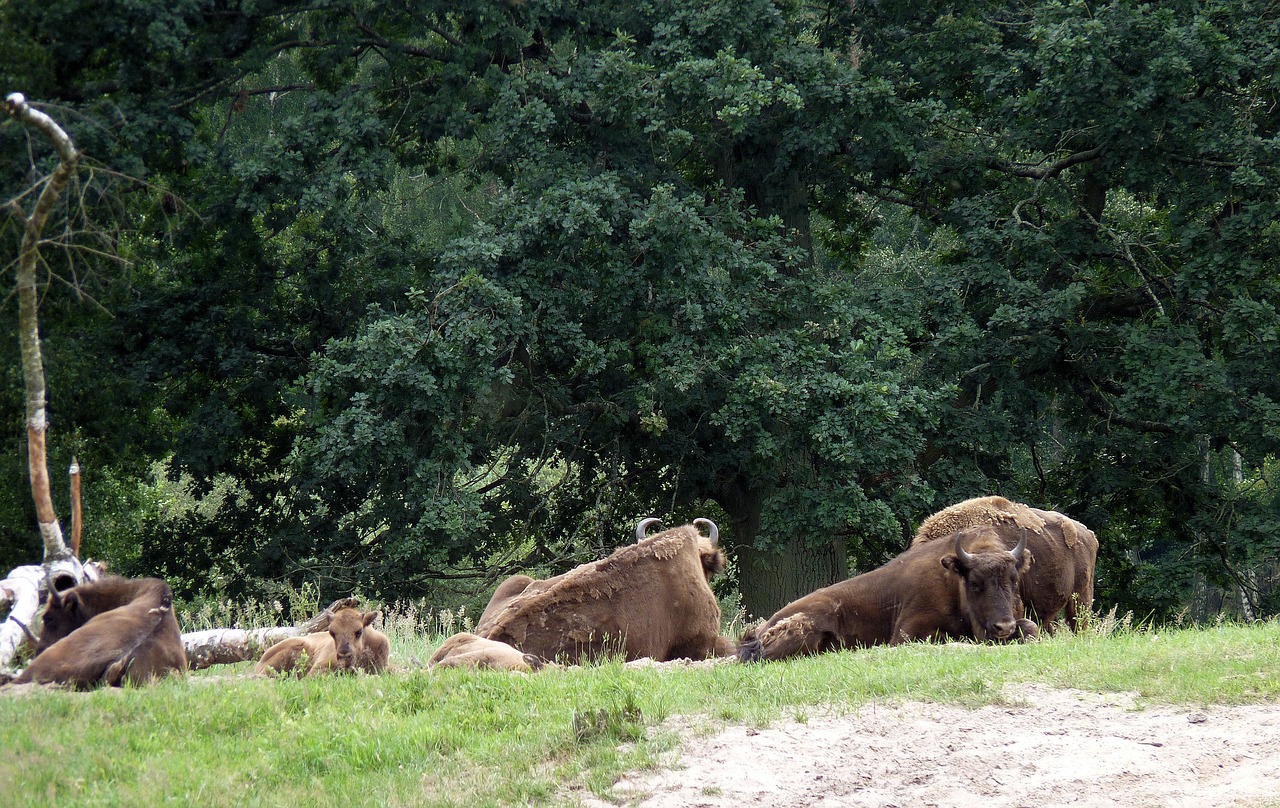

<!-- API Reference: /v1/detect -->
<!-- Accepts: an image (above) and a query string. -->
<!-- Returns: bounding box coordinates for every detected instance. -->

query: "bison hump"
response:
[913,496,1047,545]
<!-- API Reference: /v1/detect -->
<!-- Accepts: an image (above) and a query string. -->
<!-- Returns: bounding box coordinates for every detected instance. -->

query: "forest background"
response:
[1,0,1278,625]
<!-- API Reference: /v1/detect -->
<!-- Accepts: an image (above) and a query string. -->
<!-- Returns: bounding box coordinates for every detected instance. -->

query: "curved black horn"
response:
[1010,528,1028,563]
[636,517,664,542]
[693,518,719,546]
[953,533,975,566]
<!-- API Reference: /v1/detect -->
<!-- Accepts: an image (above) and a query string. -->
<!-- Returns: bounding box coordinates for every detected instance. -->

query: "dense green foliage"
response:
[2,620,1279,805]
[2,0,1278,619]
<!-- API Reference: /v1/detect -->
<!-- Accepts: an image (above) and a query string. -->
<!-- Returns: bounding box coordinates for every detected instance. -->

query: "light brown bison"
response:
[477,574,539,627]
[255,605,389,677]
[912,496,1098,632]
[474,518,730,664]
[738,526,1038,662]
[14,576,187,688]
[428,632,557,672]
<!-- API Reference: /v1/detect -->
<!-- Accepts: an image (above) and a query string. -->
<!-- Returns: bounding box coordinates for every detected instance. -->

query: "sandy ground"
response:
[578,684,1280,808]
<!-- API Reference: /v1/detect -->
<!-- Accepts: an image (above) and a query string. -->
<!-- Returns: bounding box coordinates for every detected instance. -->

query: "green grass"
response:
[3,619,1279,806]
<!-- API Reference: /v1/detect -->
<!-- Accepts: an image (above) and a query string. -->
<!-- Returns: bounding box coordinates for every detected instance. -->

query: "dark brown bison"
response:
[912,496,1098,632]
[428,632,557,672]
[474,518,730,664]
[255,604,389,677]
[14,576,187,688]
[738,526,1038,662]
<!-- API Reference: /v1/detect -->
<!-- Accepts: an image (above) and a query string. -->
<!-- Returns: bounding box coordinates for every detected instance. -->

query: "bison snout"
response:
[990,619,1018,640]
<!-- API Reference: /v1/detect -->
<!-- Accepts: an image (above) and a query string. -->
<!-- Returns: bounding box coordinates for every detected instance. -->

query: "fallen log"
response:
[180,597,360,671]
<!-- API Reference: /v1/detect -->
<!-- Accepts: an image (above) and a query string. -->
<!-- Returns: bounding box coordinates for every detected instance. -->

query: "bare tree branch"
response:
[986,146,1105,180]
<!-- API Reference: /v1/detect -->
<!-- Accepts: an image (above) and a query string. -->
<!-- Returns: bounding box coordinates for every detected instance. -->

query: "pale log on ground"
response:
[180,597,359,671]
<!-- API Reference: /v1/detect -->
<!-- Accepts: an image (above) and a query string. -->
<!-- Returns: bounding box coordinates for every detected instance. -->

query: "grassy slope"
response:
[2,621,1278,807]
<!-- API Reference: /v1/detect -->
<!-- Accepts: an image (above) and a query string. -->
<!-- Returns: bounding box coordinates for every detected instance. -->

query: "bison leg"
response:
[254,638,311,676]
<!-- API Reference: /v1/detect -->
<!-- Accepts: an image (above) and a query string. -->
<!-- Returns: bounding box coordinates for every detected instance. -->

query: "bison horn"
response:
[953,533,975,566]
[693,518,719,546]
[636,517,664,541]
[1010,529,1028,563]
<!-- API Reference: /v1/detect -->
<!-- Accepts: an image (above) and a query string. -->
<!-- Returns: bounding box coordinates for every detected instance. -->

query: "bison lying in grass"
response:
[255,604,389,677]
[474,518,733,664]
[738,526,1038,662]
[428,632,557,672]
[912,496,1098,633]
[13,576,187,688]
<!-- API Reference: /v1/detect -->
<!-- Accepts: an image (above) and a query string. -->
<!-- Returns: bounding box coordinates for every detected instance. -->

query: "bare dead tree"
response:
[0,93,98,670]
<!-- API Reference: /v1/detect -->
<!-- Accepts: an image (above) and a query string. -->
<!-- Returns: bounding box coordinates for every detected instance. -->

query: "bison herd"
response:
[3,496,1097,687]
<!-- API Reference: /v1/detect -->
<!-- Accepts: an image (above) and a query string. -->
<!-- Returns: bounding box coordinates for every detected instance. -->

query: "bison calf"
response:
[15,576,187,688]
[428,632,557,672]
[255,605,389,677]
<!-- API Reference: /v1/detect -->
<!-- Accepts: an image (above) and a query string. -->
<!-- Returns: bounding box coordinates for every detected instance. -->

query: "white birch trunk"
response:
[182,626,317,671]
[6,92,80,566]
[181,597,355,671]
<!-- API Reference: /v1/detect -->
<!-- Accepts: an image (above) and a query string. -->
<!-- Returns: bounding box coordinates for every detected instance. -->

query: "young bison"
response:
[428,632,557,672]
[15,576,187,688]
[254,605,389,677]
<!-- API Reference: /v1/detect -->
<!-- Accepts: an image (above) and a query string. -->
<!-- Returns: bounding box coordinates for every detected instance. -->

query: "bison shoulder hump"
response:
[913,496,1047,545]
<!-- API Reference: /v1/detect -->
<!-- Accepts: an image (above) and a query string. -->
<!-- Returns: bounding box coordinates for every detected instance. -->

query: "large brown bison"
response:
[738,526,1038,662]
[14,576,187,688]
[255,604,389,677]
[912,496,1098,632]
[427,632,557,672]
[474,518,730,664]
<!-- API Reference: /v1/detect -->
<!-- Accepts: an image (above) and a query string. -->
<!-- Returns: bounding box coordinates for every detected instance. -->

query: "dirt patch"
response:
[582,684,1280,807]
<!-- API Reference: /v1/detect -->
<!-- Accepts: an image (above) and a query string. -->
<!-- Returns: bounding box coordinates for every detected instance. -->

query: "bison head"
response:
[35,587,89,654]
[636,517,726,581]
[326,607,380,670]
[940,527,1032,642]
[693,518,726,579]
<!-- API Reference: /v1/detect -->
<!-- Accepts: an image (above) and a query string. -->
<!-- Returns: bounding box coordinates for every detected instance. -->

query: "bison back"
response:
[477,527,722,663]
[17,598,186,688]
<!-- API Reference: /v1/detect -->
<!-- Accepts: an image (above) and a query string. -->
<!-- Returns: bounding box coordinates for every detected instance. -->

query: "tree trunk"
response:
[717,476,848,621]
[6,92,79,565]
[0,93,90,672]
[737,536,848,622]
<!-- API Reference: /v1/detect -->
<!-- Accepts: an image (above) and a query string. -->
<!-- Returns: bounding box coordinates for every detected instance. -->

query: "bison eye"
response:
[355,629,363,640]
[968,582,983,593]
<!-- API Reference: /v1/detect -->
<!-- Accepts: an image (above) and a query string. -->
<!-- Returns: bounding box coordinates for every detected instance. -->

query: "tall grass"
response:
[3,608,1279,807]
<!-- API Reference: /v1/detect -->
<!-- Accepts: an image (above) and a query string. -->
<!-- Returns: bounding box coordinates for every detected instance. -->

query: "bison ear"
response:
[940,554,963,574]
[701,548,727,578]
[1016,548,1034,574]
[362,610,381,628]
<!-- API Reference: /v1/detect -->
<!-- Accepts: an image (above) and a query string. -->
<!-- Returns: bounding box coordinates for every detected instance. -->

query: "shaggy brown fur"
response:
[912,496,1098,631]
[428,632,557,672]
[738,527,1038,663]
[474,521,726,664]
[15,576,187,688]
[913,496,1047,543]
[255,606,389,677]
